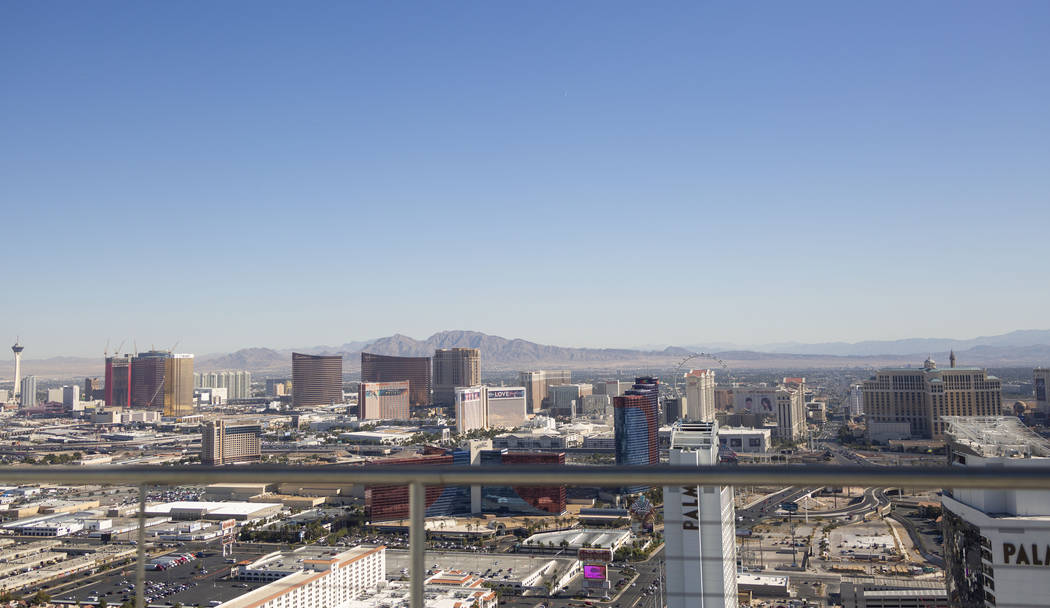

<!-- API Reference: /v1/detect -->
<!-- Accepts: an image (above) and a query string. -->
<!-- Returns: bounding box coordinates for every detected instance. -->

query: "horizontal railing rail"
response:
[1,463,1049,488]
[4,463,1049,608]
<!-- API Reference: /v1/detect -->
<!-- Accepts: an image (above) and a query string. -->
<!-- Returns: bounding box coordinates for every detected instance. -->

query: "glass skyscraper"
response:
[614,377,660,494]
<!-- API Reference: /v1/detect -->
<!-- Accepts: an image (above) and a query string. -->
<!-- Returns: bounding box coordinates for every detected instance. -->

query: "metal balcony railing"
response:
[2,464,1049,608]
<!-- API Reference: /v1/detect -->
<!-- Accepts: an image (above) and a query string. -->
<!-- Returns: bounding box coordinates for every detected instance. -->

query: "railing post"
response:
[409,481,425,608]
[135,484,147,608]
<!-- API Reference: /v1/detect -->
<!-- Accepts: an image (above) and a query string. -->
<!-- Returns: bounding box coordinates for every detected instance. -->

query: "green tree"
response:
[29,590,50,606]
[98,598,108,608]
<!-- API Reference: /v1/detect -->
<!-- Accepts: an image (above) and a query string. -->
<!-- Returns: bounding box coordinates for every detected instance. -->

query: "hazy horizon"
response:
[5,326,1050,362]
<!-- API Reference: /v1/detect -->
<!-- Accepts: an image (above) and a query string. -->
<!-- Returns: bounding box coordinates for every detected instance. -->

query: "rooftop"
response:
[241,545,383,574]
[943,416,1050,458]
[523,528,631,549]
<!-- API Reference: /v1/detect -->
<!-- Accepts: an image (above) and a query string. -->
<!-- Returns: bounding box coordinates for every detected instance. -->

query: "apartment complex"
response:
[194,370,252,401]
[360,352,432,407]
[201,420,262,466]
[291,352,343,408]
[665,421,737,608]
[864,357,1002,440]
[519,370,572,413]
[359,381,410,420]
[685,369,716,422]
[941,417,1050,607]
[433,348,480,407]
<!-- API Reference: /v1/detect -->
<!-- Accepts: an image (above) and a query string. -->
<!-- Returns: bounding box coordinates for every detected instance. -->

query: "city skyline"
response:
[3,2,1049,358]
[3,3,1050,607]
[7,326,1050,363]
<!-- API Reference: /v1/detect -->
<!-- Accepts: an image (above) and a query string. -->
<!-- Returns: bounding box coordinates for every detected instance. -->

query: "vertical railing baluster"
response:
[409,481,425,608]
[135,485,147,608]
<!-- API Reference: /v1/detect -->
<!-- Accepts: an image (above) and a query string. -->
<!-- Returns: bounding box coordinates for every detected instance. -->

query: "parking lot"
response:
[54,548,273,608]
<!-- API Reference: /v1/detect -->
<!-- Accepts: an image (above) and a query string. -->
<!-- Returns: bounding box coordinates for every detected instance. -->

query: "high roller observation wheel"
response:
[671,351,729,399]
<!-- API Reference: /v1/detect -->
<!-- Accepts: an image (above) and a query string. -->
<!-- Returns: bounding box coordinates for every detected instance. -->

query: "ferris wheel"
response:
[671,351,729,399]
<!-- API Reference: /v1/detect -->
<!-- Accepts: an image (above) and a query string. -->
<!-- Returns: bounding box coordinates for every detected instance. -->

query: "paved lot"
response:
[54,548,274,608]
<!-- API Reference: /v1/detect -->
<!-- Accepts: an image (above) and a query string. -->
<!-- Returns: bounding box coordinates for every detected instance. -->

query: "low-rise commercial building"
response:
[144,501,280,522]
[717,427,770,454]
[839,577,947,608]
[492,430,567,450]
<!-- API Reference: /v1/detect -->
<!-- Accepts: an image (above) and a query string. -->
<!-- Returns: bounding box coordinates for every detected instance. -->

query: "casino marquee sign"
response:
[1003,542,1050,566]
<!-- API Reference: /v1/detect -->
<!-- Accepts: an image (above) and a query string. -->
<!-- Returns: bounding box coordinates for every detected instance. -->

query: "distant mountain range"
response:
[713,329,1050,357]
[3,329,1050,379]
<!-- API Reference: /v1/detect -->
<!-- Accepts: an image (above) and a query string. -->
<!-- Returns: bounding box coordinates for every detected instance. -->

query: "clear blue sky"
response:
[3,2,1049,358]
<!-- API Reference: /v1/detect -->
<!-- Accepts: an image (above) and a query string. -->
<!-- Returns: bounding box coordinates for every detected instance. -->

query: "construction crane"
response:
[146,378,166,409]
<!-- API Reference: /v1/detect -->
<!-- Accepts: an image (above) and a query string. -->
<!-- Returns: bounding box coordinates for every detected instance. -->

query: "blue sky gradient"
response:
[3,2,1049,357]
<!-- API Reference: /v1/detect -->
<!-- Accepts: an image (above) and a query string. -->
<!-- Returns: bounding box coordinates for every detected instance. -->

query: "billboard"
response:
[578,548,613,562]
[736,391,776,413]
[583,564,607,580]
[488,389,525,400]
[458,390,482,402]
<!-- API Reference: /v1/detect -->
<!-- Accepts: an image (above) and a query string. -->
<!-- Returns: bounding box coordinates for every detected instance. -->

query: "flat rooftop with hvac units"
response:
[144,501,281,521]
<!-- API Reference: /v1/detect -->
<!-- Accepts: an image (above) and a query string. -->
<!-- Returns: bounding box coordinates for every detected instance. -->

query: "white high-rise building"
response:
[941,417,1050,607]
[685,369,716,422]
[664,421,737,608]
[1035,368,1050,416]
[848,384,864,417]
[594,380,631,398]
[47,388,65,403]
[62,385,80,408]
[194,370,252,400]
[20,375,37,408]
[549,383,593,417]
[455,386,487,434]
